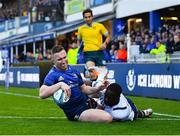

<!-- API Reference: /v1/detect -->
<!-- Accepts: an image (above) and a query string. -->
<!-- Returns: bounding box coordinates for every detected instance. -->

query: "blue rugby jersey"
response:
[43,65,89,119]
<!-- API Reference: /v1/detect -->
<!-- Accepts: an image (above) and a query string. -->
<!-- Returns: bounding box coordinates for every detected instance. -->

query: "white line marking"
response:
[0,116,180,121]
[153,112,180,119]
[0,116,66,119]
[142,118,180,121]
[0,91,52,101]
[0,91,40,99]
[1,90,180,119]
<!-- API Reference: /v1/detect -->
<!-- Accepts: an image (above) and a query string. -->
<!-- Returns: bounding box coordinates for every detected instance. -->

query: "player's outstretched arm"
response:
[39,82,71,99]
[80,83,106,95]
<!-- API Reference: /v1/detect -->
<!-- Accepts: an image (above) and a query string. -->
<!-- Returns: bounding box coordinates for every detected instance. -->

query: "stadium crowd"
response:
[0,0,18,21]
[0,0,56,22]
[130,25,180,54]
[99,24,180,63]
[11,24,180,64]
[0,0,30,22]
[0,1,180,64]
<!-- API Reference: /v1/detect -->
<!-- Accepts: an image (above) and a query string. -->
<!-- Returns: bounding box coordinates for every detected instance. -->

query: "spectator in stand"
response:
[166,33,174,54]
[115,40,127,62]
[45,49,52,60]
[161,31,169,45]
[109,42,117,56]
[13,55,20,64]
[150,40,168,63]
[67,41,78,65]
[109,42,118,62]
[172,34,180,51]
[150,41,166,55]
[175,25,180,34]
[34,49,43,61]
[135,33,143,46]
[26,52,35,62]
[18,52,26,62]
[38,12,45,21]
[145,36,156,53]
[139,38,149,53]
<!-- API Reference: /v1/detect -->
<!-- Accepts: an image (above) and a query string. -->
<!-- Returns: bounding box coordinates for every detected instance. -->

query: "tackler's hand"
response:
[94,81,106,92]
[103,80,110,88]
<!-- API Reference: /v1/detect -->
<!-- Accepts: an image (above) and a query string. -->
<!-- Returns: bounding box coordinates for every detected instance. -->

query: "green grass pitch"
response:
[0,86,180,135]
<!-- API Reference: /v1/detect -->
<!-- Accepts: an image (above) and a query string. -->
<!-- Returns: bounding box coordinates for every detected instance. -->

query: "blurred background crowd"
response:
[0,0,180,64]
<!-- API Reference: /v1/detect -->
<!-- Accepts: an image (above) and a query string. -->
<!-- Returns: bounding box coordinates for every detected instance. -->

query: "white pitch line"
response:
[0,116,66,119]
[1,90,180,119]
[0,90,52,101]
[0,91,40,99]
[142,118,180,121]
[153,112,180,119]
[0,116,180,121]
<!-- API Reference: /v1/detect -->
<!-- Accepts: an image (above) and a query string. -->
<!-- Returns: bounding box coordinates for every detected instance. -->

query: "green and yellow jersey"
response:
[77,22,108,52]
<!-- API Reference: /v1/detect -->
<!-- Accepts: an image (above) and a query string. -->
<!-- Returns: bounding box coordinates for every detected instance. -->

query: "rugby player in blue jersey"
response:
[39,45,112,122]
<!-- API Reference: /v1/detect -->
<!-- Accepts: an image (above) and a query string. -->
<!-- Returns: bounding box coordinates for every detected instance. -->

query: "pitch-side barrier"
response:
[0,63,179,100]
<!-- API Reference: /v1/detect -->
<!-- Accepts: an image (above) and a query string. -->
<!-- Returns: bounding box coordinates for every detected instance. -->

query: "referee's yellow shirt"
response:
[77,22,108,52]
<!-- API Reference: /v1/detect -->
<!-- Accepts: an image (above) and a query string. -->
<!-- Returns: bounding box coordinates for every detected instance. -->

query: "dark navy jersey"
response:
[43,65,89,119]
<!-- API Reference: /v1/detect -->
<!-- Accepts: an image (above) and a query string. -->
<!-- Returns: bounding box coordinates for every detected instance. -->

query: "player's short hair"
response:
[82,8,93,17]
[52,46,64,54]
[104,83,122,107]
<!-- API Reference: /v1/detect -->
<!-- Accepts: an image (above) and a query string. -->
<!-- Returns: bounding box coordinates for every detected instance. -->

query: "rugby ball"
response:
[53,89,69,104]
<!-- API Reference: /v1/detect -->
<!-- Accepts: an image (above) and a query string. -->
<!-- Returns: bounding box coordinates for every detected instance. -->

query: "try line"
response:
[0,116,180,121]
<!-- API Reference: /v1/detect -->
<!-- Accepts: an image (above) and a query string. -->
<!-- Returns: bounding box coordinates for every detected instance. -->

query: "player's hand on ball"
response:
[58,82,71,97]
[53,88,70,104]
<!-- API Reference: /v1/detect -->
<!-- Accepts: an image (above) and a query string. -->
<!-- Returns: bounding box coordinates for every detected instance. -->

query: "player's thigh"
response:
[79,109,112,123]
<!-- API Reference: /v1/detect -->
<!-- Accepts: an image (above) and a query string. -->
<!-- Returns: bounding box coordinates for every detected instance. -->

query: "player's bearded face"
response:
[53,50,68,70]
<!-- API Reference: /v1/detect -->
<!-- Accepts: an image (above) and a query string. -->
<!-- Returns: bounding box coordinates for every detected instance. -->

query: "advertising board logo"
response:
[126,69,136,91]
